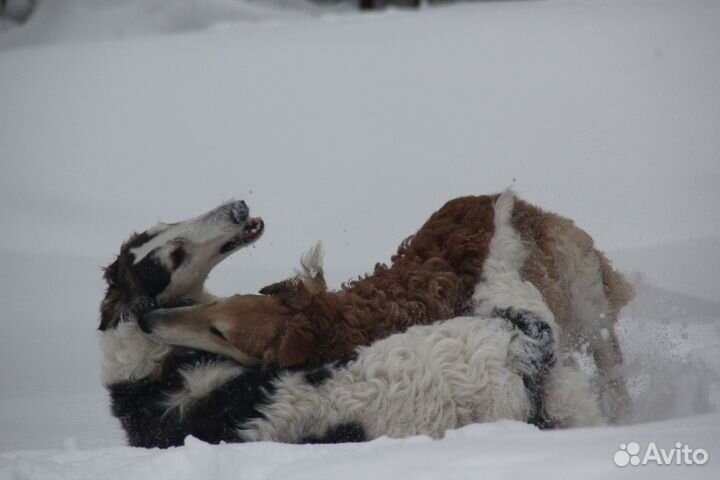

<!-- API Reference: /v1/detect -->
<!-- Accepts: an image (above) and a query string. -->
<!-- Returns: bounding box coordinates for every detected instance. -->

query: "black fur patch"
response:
[494,307,557,429]
[109,352,277,448]
[300,422,367,444]
[99,230,166,331]
[109,373,188,448]
[523,377,555,430]
[303,366,333,387]
[160,298,197,309]
[126,231,159,250]
[182,369,278,445]
[298,355,358,387]
[132,253,171,299]
[494,307,556,374]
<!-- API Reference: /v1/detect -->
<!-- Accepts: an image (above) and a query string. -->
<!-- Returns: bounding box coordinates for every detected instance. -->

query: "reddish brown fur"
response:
[511,198,634,340]
[266,194,499,366]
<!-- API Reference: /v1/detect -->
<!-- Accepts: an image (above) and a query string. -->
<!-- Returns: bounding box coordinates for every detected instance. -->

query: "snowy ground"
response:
[1,0,719,478]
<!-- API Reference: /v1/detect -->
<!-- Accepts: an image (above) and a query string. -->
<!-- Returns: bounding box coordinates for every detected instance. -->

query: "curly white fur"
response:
[240,316,532,441]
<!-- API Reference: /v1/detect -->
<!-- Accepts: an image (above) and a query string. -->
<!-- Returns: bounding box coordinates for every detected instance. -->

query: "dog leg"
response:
[591,328,632,422]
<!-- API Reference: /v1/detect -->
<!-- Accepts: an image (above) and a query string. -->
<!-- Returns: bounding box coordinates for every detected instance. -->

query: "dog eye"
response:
[209,327,226,341]
[170,248,187,268]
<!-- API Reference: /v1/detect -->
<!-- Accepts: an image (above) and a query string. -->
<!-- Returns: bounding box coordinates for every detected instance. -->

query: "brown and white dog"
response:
[141,191,634,421]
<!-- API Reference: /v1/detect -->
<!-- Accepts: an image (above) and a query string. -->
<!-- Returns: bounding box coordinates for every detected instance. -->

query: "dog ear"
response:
[260,242,327,298]
[99,259,123,331]
[260,275,326,299]
[103,258,120,286]
[259,279,295,296]
[260,279,316,311]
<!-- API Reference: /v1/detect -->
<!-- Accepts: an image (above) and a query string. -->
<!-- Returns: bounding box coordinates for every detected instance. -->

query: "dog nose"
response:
[138,312,156,334]
[228,200,249,224]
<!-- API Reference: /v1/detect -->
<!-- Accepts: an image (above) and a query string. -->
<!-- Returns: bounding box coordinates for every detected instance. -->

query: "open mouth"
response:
[220,217,264,254]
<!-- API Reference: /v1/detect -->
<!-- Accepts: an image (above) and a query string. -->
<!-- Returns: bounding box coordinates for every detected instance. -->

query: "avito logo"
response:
[614,441,709,467]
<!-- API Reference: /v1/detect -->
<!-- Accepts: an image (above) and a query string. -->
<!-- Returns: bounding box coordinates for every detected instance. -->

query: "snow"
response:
[0,0,335,51]
[2,417,719,480]
[0,0,719,478]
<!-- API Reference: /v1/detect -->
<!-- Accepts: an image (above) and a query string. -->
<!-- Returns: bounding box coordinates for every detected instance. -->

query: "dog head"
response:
[99,200,264,331]
[138,243,326,367]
